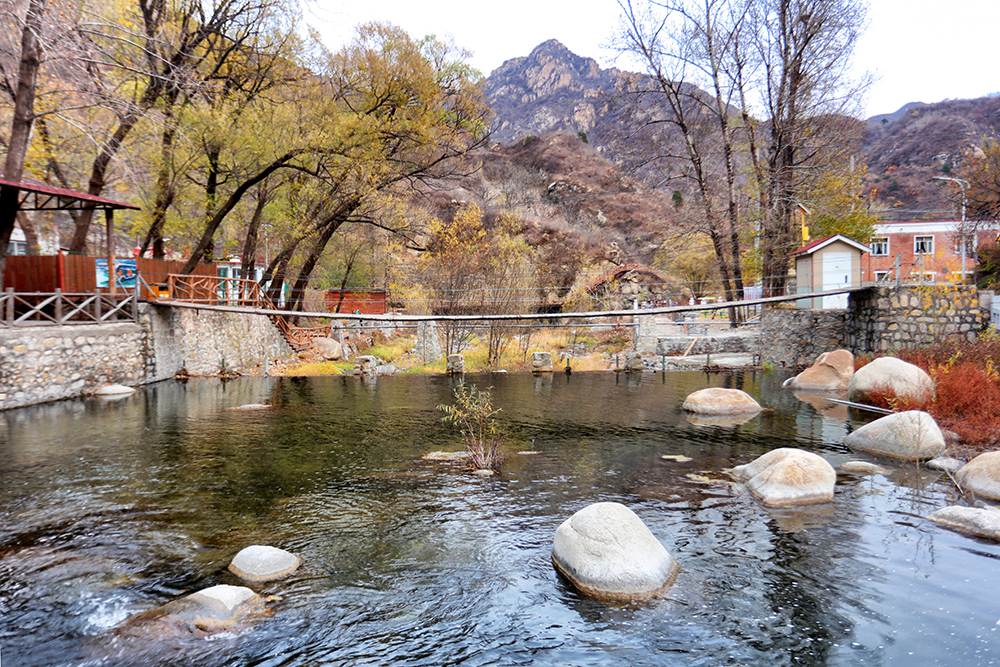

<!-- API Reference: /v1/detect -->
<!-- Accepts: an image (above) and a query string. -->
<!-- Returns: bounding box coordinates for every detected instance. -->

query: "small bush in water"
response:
[438,385,505,470]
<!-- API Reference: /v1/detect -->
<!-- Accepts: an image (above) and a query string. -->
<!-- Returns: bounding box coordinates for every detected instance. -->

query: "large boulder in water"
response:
[551,502,679,600]
[119,584,265,637]
[229,545,300,582]
[730,448,836,506]
[927,506,1000,541]
[847,357,933,404]
[956,452,1000,500]
[682,388,761,415]
[843,410,945,461]
[783,350,854,392]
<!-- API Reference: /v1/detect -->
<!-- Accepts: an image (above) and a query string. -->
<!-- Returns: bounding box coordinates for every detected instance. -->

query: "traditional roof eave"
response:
[0,177,140,211]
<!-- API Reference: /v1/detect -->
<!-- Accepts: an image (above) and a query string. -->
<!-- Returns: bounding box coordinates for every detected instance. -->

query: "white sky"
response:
[303,0,1000,119]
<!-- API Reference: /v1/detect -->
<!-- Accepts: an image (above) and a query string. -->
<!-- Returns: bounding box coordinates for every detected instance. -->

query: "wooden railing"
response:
[163,274,329,348]
[1,288,138,327]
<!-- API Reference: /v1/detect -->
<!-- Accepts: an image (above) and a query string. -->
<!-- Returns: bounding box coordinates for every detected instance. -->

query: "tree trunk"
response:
[0,0,46,288]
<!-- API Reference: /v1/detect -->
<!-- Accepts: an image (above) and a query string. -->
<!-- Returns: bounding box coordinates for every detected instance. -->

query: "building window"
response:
[7,240,27,255]
[874,270,890,282]
[954,235,973,255]
[217,267,229,278]
[871,237,889,256]
[914,235,934,254]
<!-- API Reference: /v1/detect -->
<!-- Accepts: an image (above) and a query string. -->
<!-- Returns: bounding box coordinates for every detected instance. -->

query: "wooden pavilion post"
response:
[105,208,115,295]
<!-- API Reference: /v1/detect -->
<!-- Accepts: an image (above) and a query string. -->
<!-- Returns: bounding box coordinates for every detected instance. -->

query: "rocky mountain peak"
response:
[484,40,622,145]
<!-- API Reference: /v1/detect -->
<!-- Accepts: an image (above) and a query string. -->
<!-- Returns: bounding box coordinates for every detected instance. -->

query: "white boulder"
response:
[783,349,854,392]
[847,356,933,404]
[229,545,300,582]
[927,506,1000,541]
[843,410,945,460]
[312,337,343,361]
[551,502,679,600]
[956,452,1000,501]
[731,448,836,506]
[682,388,761,415]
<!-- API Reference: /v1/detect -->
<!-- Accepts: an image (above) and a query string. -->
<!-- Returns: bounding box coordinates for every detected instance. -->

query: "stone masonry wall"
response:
[758,309,849,367]
[163,306,292,376]
[0,323,147,409]
[759,285,991,367]
[845,285,991,354]
[0,303,293,411]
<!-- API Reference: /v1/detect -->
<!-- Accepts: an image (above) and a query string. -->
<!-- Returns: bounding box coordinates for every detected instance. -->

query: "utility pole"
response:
[933,176,970,283]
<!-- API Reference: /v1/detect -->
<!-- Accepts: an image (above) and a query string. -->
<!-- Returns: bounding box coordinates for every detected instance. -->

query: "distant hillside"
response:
[861,97,1000,220]
[410,132,682,293]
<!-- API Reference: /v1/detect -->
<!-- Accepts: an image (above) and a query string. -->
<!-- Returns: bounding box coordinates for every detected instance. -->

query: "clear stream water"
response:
[0,371,997,667]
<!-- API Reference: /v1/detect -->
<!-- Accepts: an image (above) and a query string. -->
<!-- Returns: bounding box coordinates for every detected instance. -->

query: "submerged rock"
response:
[229,545,300,582]
[926,457,965,473]
[551,502,679,600]
[119,584,265,637]
[956,452,1000,500]
[783,349,854,392]
[847,357,933,404]
[731,448,836,506]
[95,384,135,396]
[681,388,761,415]
[421,451,469,462]
[843,411,945,461]
[837,460,886,476]
[927,506,1000,541]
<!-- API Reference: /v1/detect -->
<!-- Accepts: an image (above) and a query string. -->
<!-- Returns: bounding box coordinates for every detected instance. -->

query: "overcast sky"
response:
[304,0,999,119]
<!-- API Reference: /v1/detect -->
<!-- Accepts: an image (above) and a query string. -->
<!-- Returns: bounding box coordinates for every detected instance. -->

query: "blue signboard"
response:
[96,259,137,288]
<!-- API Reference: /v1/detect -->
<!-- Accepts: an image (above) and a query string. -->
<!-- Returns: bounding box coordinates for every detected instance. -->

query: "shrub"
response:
[438,385,505,471]
[858,333,1000,453]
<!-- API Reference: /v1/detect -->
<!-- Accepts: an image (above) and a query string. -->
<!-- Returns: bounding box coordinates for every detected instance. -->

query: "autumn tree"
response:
[618,0,750,324]
[416,204,536,363]
[251,25,489,315]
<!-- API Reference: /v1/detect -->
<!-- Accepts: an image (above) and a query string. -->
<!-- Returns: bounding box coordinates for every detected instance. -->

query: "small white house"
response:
[791,234,869,309]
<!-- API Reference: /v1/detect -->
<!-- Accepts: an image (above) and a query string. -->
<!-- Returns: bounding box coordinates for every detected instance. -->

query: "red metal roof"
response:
[791,234,869,256]
[0,177,140,211]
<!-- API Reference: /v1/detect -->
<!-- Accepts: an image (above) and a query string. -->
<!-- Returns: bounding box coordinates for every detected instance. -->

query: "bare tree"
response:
[618,0,870,301]
[618,0,748,324]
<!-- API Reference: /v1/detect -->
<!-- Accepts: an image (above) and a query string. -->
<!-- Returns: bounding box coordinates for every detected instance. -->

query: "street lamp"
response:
[933,176,970,283]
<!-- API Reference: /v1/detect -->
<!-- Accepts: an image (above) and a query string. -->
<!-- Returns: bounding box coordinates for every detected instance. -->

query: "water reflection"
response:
[0,372,997,667]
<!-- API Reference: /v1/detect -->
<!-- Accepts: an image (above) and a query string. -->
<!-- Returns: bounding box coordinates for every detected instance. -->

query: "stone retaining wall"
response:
[0,303,293,411]
[758,309,849,367]
[760,285,991,367]
[845,285,991,353]
[0,324,147,409]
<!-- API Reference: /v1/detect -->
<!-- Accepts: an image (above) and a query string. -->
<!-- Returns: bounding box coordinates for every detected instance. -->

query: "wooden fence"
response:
[1,289,137,326]
[3,255,216,293]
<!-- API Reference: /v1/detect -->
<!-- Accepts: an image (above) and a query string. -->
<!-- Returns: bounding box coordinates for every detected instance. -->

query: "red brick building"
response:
[862,220,995,284]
